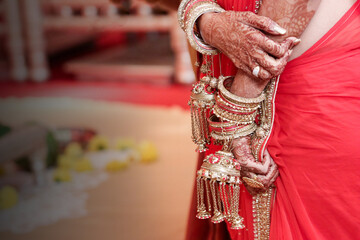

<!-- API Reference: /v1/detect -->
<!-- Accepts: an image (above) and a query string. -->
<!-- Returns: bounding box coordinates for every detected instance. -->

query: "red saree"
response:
[267,1,360,239]
[186,1,360,239]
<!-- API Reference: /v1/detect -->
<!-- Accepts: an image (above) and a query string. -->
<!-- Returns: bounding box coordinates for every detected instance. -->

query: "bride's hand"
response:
[232,137,279,194]
[198,11,300,80]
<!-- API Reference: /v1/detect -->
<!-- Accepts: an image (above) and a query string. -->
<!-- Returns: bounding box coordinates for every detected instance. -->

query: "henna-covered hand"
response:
[232,137,279,195]
[198,11,300,81]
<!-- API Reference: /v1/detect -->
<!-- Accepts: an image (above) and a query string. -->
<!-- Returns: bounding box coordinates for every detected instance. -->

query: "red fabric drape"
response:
[268,1,360,239]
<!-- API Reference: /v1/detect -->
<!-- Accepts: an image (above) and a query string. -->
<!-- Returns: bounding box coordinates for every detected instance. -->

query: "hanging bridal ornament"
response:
[189,75,219,152]
[196,114,245,229]
[195,76,265,230]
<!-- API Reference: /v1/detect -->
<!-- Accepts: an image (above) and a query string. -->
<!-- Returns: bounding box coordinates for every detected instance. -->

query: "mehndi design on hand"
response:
[199,11,300,81]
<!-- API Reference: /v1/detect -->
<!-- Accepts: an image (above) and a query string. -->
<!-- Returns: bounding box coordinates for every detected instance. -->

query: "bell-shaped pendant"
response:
[211,210,225,223]
[196,205,211,219]
[230,215,245,230]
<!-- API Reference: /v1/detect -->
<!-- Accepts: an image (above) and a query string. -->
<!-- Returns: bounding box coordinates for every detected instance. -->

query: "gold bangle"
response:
[185,2,224,55]
[216,94,260,113]
[218,76,266,104]
[178,0,193,30]
[210,124,257,140]
[207,114,257,139]
[213,104,259,124]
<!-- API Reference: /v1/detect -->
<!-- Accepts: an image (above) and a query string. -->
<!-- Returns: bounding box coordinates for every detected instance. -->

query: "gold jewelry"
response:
[214,76,263,125]
[184,1,224,55]
[188,0,275,235]
[200,75,219,88]
[208,114,257,140]
[242,176,264,189]
[213,104,259,124]
[211,124,257,140]
[216,94,260,112]
[189,79,216,152]
[254,0,263,14]
[218,76,266,104]
[196,150,244,227]
[178,0,193,30]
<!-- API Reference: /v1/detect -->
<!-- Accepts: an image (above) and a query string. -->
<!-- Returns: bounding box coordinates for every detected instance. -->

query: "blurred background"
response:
[0,0,197,239]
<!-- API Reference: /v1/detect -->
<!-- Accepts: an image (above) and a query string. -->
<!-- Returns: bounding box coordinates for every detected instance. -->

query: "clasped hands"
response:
[232,137,278,195]
[199,11,296,194]
[199,11,299,81]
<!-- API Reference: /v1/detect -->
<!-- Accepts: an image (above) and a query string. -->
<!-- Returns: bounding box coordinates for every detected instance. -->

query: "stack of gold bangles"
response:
[212,76,264,136]
[178,0,224,55]
[211,77,266,190]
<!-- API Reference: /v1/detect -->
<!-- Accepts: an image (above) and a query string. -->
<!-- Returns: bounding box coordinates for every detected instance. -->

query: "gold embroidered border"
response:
[252,187,273,240]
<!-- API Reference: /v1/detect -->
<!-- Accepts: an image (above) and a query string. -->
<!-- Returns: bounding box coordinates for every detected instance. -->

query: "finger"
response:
[233,137,252,156]
[260,37,287,58]
[247,61,273,81]
[240,158,271,175]
[262,167,279,188]
[263,149,271,162]
[268,169,279,187]
[240,170,256,180]
[257,49,293,77]
[283,37,301,50]
[236,12,287,35]
[233,138,271,174]
[230,45,272,81]
[233,136,251,147]
[254,49,282,77]
[260,37,299,58]
[252,150,272,173]
[257,164,278,188]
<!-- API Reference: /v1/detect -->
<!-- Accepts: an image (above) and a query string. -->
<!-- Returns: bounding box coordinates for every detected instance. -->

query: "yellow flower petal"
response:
[87,136,109,152]
[137,141,158,164]
[74,158,93,172]
[64,142,83,157]
[115,138,136,150]
[105,160,129,172]
[57,154,74,170]
[0,186,18,210]
[53,168,72,182]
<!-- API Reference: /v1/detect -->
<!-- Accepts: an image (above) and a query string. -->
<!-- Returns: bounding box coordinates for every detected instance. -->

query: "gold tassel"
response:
[189,78,216,152]
[220,182,230,218]
[196,177,211,219]
[230,184,245,229]
[210,180,225,223]
[196,150,245,229]
[205,180,212,213]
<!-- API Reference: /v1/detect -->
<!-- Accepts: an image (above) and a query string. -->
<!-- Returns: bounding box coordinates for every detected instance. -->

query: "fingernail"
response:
[272,24,286,34]
[294,38,301,44]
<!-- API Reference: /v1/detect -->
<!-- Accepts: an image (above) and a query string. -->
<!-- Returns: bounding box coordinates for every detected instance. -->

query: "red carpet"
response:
[0,79,192,109]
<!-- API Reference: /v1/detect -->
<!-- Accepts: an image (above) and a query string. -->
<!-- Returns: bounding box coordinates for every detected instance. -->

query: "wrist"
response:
[198,12,217,46]
[231,71,269,98]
